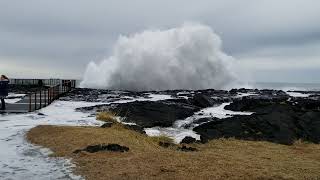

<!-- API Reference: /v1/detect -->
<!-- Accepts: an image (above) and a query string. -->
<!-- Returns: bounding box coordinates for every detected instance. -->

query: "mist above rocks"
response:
[81,23,238,91]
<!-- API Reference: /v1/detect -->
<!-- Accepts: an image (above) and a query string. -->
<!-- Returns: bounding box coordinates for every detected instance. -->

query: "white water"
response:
[174,103,253,128]
[5,93,26,104]
[0,101,99,180]
[145,102,253,143]
[0,93,173,180]
[286,91,312,97]
[81,23,237,91]
[0,91,256,178]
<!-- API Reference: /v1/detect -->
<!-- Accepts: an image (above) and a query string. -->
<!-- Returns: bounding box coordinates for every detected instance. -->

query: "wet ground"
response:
[0,88,319,179]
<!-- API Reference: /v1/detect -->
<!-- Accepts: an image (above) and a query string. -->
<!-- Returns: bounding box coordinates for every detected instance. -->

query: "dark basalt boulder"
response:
[180,136,197,144]
[199,135,209,144]
[159,141,175,148]
[224,96,291,114]
[164,98,192,105]
[177,145,198,152]
[259,89,287,96]
[101,122,114,128]
[194,103,320,145]
[191,94,217,108]
[225,95,320,113]
[62,88,148,102]
[110,101,200,128]
[123,124,146,134]
[73,144,129,153]
[293,99,320,111]
[224,98,271,113]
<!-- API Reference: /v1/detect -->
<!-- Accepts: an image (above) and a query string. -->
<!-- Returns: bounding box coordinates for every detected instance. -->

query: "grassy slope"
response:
[27,125,320,180]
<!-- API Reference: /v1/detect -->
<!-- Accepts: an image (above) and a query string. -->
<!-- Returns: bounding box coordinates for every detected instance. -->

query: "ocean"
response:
[251,82,320,91]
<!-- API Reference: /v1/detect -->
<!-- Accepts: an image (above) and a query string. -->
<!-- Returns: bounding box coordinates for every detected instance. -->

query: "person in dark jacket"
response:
[0,75,9,110]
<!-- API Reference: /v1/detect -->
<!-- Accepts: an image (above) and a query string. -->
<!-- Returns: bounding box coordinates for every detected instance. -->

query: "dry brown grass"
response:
[27,125,320,180]
[149,135,174,144]
[96,111,118,123]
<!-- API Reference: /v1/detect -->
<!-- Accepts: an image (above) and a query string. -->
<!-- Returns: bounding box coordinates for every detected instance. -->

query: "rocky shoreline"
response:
[59,88,320,145]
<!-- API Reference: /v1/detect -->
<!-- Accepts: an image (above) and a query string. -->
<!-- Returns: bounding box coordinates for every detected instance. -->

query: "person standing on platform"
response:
[0,75,10,110]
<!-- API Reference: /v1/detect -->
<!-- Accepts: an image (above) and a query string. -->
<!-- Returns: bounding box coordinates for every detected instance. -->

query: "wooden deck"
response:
[0,79,76,114]
[1,92,49,113]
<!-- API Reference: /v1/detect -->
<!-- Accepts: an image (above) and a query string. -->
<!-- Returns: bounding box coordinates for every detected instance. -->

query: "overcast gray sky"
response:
[0,0,319,83]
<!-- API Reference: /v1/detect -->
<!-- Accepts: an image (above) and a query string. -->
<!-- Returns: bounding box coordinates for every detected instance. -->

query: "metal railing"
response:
[10,78,62,87]
[12,79,77,112]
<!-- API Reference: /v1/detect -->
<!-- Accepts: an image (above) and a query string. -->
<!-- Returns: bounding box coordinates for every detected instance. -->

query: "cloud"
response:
[0,0,320,83]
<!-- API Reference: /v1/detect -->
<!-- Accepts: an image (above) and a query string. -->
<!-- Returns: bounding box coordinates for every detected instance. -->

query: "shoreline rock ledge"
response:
[194,98,320,145]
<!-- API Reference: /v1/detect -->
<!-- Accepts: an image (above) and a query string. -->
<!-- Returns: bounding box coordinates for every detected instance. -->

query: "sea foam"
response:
[81,23,237,91]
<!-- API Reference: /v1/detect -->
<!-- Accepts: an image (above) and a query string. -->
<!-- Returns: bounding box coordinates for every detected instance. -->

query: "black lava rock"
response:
[124,124,146,134]
[111,101,200,128]
[177,145,198,152]
[293,99,320,111]
[191,94,217,108]
[224,96,290,114]
[180,136,197,144]
[159,141,175,148]
[101,122,113,128]
[194,102,320,145]
[74,144,129,153]
[199,135,209,144]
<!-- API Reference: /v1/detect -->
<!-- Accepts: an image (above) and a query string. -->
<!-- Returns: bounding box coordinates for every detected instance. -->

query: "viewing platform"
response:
[0,79,77,113]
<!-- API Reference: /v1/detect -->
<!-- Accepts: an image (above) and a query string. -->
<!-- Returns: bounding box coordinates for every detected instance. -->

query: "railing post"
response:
[52,87,55,100]
[29,94,32,112]
[48,89,50,104]
[52,87,54,101]
[48,88,51,103]
[34,92,37,110]
[54,86,57,99]
[52,87,54,100]
[44,89,47,106]
[40,90,42,108]
[54,86,59,100]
